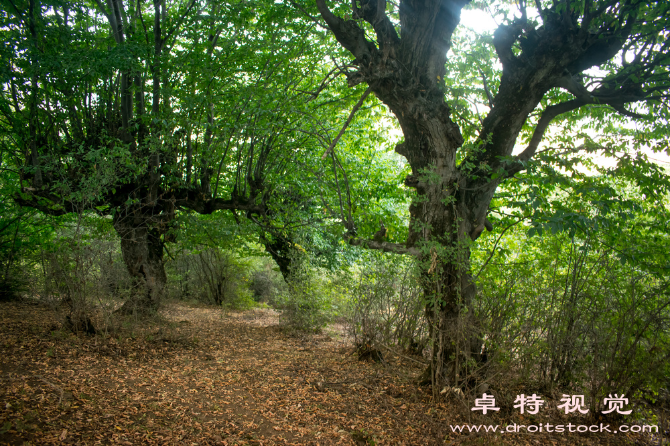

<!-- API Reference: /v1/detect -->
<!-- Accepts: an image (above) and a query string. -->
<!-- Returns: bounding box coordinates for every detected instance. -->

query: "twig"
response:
[379,344,429,365]
[288,0,328,29]
[474,217,523,280]
[35,374,64,405]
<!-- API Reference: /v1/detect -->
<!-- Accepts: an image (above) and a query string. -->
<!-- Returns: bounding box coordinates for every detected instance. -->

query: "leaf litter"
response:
[0,301,655,445]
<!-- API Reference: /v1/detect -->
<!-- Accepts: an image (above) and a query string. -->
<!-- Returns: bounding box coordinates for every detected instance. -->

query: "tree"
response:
[313,0,670,387]
[1,0,350,313]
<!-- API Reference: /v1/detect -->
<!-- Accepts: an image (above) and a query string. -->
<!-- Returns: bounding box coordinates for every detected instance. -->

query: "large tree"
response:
[1,0,350,312]
[313,0,670,387]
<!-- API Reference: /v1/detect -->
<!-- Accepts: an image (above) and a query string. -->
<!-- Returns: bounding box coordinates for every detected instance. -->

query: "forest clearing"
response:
[0,299,661,445]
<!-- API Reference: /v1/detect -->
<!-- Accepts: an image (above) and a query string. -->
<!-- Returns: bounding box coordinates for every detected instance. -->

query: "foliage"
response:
[168,247,255,310]
[0,0,669,423]
[475,182,670,411]
[249,262,285,304]
[0,0,400,311]
[276,252,347,333]
[0,165,59,300]
[20,213,133,333]
[0,206,33,301]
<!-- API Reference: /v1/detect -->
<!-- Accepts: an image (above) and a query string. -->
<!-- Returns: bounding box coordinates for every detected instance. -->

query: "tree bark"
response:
[398,114,489,389]
[113,213,167,314]
[260,232,300,282]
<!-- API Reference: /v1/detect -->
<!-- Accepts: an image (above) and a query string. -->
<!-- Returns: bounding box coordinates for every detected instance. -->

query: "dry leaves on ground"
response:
[0,300,656,445]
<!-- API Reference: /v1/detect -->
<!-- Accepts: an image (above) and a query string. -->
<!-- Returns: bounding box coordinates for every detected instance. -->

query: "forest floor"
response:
[0,299,660,446]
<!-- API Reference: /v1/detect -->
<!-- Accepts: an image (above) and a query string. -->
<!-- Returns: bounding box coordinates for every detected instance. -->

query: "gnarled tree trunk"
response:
[399,114,491,389]
[113,213,167,315]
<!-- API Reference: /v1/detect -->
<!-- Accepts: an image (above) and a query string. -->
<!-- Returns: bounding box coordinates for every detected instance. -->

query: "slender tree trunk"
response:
[113,213,167,314]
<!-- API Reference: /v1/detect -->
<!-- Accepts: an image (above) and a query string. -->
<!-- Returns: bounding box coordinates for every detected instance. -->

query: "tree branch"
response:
[347,237,420,256]
[555,73,593,102]
[356,0,400,51]
[14,190,71,216]
[288,0,328,29]
[504,98,587,176]
[474,217,524,280]
[315,0,377,62]
[479,68,494,108]
[175,195,265,215]
[162,0,197,48]
[608,104,646,119]
[321,86,372,160]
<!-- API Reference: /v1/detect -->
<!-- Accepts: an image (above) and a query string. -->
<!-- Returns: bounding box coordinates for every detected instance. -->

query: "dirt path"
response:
[0,301,653,445]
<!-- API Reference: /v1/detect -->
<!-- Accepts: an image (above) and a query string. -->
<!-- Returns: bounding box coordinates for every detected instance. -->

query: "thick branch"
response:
[175,195,265,215]
[555,74,593,102]
[315,0,376,63]
[15,189,74,216]
[356,0,400,51]
[470,2,649,176]
[347,237,420,256]
[518,99,586,162]
[608,104,645,119]
[503,78,650,178]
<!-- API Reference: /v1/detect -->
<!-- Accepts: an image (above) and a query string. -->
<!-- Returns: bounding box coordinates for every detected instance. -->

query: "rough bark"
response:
[113,213,167,315]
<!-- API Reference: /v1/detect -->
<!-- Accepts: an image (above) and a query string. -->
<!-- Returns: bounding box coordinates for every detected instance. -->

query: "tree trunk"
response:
[421,237,483,390]
[401,126,489,390]
[260,232,301,281]
[113,214,167,315]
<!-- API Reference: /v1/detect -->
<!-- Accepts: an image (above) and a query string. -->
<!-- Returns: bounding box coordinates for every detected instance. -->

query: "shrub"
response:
[249,265,284,304]
[168,247,255,309]
[346,252,428,359]
[475,232,670,412]
[277,258,335,333]
[0,265,27,301]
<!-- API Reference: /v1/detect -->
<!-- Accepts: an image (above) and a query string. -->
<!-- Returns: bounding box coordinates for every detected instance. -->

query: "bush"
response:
[0,209,44,301]
[25,216,135,334]
[249,264,284,304]
[0,236,28,301]
[346,252,428,359]
[276,258,336,333]
[475,232,670,412]
[168,247,255,309]
[42,229,130,333]
[0,270,27,301]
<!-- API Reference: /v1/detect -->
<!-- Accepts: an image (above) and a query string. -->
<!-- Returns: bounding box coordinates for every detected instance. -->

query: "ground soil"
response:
[0,300,660,445]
